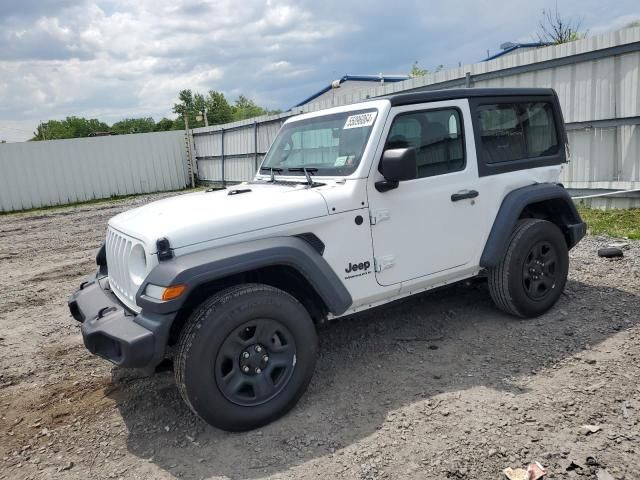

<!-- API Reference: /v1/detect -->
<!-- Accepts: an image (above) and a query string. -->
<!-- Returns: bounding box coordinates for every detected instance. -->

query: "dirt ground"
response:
[1,192,639,480]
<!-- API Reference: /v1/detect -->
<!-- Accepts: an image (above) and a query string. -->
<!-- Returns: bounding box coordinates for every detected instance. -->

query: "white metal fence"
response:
[0,130,189,212]
[193,27,640,195]
[193,114,290,183]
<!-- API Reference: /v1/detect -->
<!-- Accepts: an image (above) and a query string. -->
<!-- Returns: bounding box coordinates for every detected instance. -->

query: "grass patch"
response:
[578,207,640,240]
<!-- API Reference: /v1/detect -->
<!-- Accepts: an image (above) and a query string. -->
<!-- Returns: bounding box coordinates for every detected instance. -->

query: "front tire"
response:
[175,283,317,431]
[488,219,569,318]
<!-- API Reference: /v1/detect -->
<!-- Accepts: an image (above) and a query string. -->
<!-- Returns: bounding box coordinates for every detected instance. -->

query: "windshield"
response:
[261,108,378,176]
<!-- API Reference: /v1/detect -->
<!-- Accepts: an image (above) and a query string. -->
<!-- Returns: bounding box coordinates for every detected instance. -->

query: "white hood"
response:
[108,183,329,251]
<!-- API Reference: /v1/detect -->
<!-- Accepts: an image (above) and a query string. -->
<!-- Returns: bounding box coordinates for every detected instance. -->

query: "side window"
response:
[385,108,465,178]
[524,103,559,157]
[478,102,559,164]
[388,117,421,149]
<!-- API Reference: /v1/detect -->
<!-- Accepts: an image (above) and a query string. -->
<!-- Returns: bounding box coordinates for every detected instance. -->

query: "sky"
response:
[0,0,638,142]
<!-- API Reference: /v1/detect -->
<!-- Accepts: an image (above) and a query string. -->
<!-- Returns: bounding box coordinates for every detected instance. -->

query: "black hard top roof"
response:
[387,88,556,107]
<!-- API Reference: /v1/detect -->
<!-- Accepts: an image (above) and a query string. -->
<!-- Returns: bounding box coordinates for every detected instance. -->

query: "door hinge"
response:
[374,255,395,273]
[369,209,390,225]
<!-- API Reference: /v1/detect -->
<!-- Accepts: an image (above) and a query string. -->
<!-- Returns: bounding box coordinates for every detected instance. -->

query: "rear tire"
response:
[488,219,569,318]
[175,283,317,431]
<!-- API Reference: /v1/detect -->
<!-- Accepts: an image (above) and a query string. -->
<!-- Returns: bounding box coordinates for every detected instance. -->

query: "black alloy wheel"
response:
[216,319,296,407]
[522,240,559,300]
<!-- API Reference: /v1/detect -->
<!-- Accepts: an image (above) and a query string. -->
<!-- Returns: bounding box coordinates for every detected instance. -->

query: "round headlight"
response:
[129,244,147,286]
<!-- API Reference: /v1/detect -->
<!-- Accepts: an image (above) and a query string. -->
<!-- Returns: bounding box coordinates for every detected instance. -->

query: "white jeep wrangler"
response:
[69,88,586,431]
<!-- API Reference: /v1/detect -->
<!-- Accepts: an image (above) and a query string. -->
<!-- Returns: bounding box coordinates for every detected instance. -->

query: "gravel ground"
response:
[0,192,639,480]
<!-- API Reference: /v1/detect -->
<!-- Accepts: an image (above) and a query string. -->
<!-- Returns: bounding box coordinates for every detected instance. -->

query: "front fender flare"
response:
[136,236,352,316]
[480,183,585,269]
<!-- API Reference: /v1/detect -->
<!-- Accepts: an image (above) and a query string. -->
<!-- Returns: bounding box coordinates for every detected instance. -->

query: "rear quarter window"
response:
[477,102,559,164]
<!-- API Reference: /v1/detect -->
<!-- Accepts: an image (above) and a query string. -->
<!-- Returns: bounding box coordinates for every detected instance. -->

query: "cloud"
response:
[589,13,640,35]
[0,0,638,141]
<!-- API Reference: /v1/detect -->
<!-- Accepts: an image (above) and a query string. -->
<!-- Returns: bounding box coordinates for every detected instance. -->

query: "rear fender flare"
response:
[480,183,585,268]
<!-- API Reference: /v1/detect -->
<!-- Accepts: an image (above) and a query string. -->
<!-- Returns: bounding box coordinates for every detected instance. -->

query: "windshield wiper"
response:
[259,166,283,182]
[287,167,318,186]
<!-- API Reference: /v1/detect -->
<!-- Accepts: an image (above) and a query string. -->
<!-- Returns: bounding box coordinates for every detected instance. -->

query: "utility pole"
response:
[184,114,195,188]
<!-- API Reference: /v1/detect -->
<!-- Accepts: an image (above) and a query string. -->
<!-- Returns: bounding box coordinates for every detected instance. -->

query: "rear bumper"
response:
[68,271,175,369]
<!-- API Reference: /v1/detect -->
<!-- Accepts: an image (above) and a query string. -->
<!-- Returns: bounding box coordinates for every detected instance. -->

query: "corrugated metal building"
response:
[193,26,640,207]
[484,42,550,61]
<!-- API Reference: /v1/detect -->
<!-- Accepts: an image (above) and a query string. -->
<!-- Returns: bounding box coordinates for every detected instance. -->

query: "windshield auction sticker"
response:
[343,111,377,129]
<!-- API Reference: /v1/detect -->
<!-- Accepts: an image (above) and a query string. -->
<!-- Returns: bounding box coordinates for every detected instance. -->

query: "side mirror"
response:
[376,147,417,192]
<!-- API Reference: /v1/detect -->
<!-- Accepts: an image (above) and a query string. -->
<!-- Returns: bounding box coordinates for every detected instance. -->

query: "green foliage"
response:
[172,89,277,126]
[32,89,278,140]
[111,117,156,135]
[206,90,234,124]
[32,117,110,140]
[171,89,198,128]
[409,61,444,78]
[231,95,268,121]
[172,89,195,117]
[172,89,233,127]
[155,118,175,132]
[171,116,187,131]
[578,207,640,240]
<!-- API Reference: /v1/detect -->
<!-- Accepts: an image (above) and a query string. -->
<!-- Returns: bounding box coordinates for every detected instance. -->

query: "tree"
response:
[172,89,195,117]
[155,118,175,132]
[232,95,269,121]
[537,6,584,44]
[409,61,444,78]
[205,90,234,125]
[111,117,156,135]
[171,88,278,126]
[32,117,110,140]
[172,89,211,128]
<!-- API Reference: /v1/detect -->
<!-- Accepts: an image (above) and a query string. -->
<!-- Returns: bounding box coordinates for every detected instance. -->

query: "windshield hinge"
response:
[374,255,395,273]
[369,209,390,225]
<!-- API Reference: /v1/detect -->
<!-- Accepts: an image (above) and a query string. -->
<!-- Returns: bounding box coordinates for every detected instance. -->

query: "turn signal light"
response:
[161,284,187,301]
[145,283,187,301]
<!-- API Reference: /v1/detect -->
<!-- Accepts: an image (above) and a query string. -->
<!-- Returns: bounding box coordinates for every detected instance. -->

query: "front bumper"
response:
[68,271,175,369]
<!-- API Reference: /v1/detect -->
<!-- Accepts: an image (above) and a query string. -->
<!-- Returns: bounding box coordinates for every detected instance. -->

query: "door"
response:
[368,99,485,287]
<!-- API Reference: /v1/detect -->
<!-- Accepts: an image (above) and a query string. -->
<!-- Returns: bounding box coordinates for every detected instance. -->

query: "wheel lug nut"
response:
[242,366,249,373]
[255,346,262,353]
[242,352,250,359]
[255,368,262,374]
[263,356,269,362]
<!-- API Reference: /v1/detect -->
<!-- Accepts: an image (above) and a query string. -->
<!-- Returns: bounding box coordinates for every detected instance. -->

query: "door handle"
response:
[451,190,479,202]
